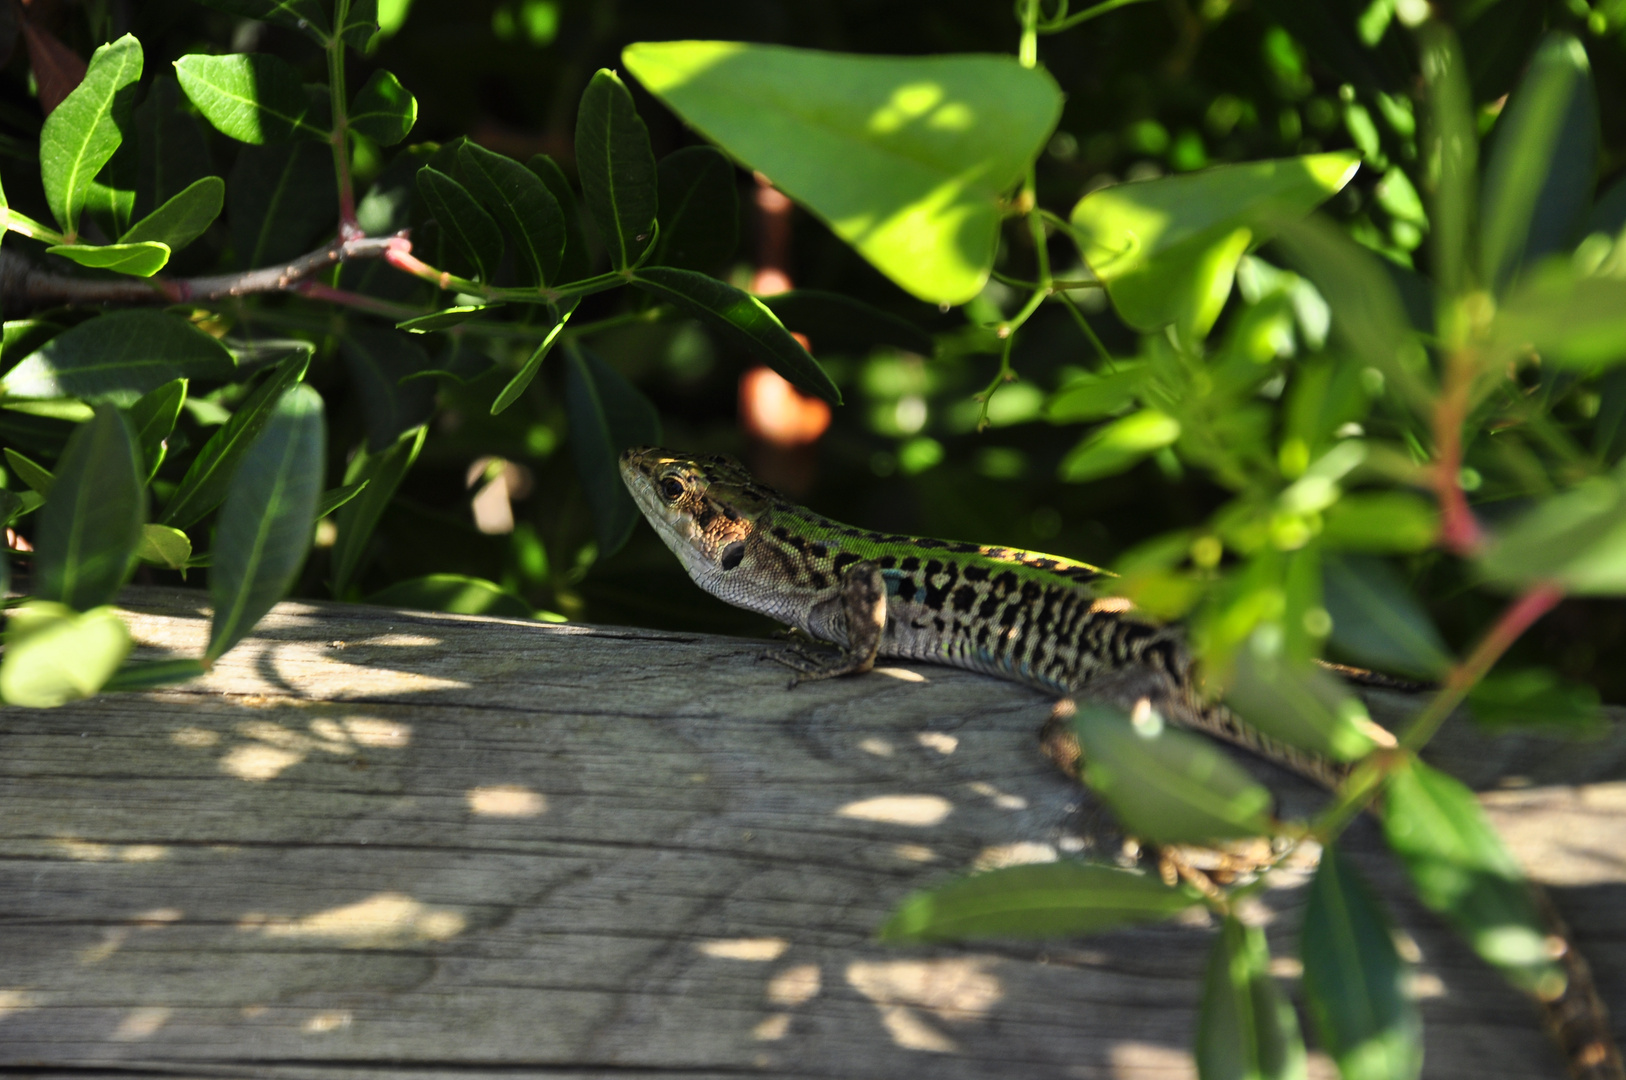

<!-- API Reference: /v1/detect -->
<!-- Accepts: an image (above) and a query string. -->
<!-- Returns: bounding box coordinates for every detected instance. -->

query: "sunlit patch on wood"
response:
[170,726,220,748]
[916,732,958,754]
[872,666,927,683]
[967,780,1027,810]
[859,737,895,757]
[891,843,938,863]
[301,1010,352,1033]
[111,1006,170,1041]
[767,963,821,1007]
[1110,1040,1194,1077]
[241,892,467,948]
[971,841,1057,872]
[836,794,952,827]
[752,1013,791,1041]
[846,957,1002,1053]
[221,743,304,782]
[0,990,38,1021]
[696,937,788,961]
[467,784,546,817]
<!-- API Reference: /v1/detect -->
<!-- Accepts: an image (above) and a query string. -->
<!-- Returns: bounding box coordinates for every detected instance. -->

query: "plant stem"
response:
[1433,343,1486,555]
[327,0,359,239]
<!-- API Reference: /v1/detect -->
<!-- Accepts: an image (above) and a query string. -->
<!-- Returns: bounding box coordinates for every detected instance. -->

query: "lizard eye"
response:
[658,477,685,502]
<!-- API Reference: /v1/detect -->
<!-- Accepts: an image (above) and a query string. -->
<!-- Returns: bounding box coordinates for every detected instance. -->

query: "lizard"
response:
[619,444,1622,1080]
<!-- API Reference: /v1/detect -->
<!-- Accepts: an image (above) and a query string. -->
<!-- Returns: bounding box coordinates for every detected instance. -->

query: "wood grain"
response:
[1,586,1620,1079]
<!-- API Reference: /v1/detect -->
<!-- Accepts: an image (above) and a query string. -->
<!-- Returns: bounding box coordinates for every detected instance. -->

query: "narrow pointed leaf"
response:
[459,141,565,286]
[623,42,1060,304]
[175,54,326,144]
[566,346,661,556]
[1072,702,1274,844]
[207,384,325,662]
[1301,844,1422,1080]
[1319,491,1440,553]
[102,657,209,692]
[135,523,192,570]
[1383,756,1566,998]
[350,69,418,146]
[629,266,840,404]
[119,175,224,251]
[1059,409,1180,482]
[528,154,591,283]
[654,145,738,273]
[1197,917,1308,1080]
[396,303,504,333]
[4,448,54,495]
[162,347,311,529]
[45,242,170,276]
[316,480,369,519]
[0,602,131,708]
[34,405,146,611]
[331,425,427,596]
[880,862,1201,942]
[1491,266,1626,373]
[1418,22,1476,298]
[367,573,532,619]
[417,166,502,281]
[40,35,142,238]
[492,300,575,415]
[3,310,234,406]
[1224,645,1386,762]
[1323,554,1452,679]
[1477,469,1626,594]
[127,377,188,483]
[575,69,657,271]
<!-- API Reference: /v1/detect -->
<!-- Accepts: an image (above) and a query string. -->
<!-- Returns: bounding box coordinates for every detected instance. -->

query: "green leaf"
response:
[458,142,565,286]
[575,69,657,271]
[44,241,170,277]
[1418,21,1476,298]
[879,861,1201,942]
[491,300,576,416]
[2,310,234,406]
[0,489,26,530]
[34,405,145,611]
[528,154,591,283]
[188,0,329,42]
[134,76,215,221]
[339,0,380,50]
[1383,756,1565,998]
[228,142,337,269]
[761,290,934,356]
[1477,470,1626,595]
[629,267,841,405]
[1478,33,1597,296]
[1072,702,1274,844]
[653,145,738,273]
[161,347,311,529]
[1224,645,1386,763]
[0,602,131,708]
[102,657,209,692]
[119,175,224,252]
[4,448,54,495]
[416,165,503,282]
[396,303,504,333]
[1057,409,1180,483]
[331,425,426,596]
[39,35,142,239]
[1068,153,1357,335]
[1046,361,1149,424]
[1491,266,1626,373]
[1322,554,1453,680]
[623,42,1061,305]
[1467,668,1604,735]
[135,523,192,570]
[566,346,662,556]
[1319,491,1440,553]
[1301,844,1422,1080]
[206,383,325,662]
[174,53,325,144]
[367,573,532,619]
[315,480,369,519]
[1197,917,1307,1080]
[127,377,188,483]
[350,69,418,146]
[3,320,65,366]
[336,327,436,450]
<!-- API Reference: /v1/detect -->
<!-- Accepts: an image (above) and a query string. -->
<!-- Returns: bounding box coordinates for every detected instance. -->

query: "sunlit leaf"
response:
[567,346,661,556]
[44,241,170,277]
[1477,469,1626,594]
[206,384,325,662]
[119,174,224,252]
[1383,756,1565,999]
[624,41,1060,304]
[33,406,145,611]
[126,377,187,484]
[1047,361,1149,423]
[575,68,658,271]
[367,573,532,619]
[1197,916,1308,1080]
[1057,409,1179,482]
[491,300,575,416]
[175,53,326,144]
[1319,491,1439,553]
[135,523,192,570]
[3,311,232,406]
[39,35,142,239]
[0,602,131,708]
[396,303,503,334]
[1418,21,1476,299]
[1301,844,1421,1080]
[349,69,418,146]
[879,862,1201,942]
[1492,266,1626,373]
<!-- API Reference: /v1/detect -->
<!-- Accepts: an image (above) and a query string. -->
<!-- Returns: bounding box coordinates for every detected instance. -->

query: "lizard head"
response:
[619,446,774,584]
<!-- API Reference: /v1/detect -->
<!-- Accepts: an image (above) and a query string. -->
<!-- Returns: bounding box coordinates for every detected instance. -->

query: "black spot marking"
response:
[998,602,1021,628]
[719,542,745,571]
[832,552,862,574]
[897,577,918,602]
[1021,580,1041,603]
[810,542,828,558]
[933,616,946,632]
[772,526,791,541]
[992,570,1019,596]
[695,507,715,530]
[978,597,1001,620]
[963,565,990,583]
[900,556,920,573]
[952,585,977,613]
[722,505,740,521]
[923,560,959,610]
[878,555,898,569]
[945,541,981,553]
[809,570,829,590]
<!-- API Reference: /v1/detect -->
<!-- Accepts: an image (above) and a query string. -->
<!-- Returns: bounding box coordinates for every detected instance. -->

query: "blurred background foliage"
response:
[1,0,1622,700]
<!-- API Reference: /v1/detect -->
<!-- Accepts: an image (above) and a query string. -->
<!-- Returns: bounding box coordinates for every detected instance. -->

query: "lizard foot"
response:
[762,643,872,688]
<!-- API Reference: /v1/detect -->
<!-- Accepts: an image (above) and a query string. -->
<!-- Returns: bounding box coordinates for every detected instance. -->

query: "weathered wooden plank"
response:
[0,586,1619,1078]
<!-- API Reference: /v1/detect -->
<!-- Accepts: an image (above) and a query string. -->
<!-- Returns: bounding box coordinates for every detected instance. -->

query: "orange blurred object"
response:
[740,365,831,448]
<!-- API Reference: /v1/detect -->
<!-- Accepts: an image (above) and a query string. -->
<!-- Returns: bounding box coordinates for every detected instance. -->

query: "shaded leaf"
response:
[44,241,169,276]
[188,0,328,41]
[337,327,436,450]
[315,480,368,518]
[1467,667,1604,735]
[102,657,208,692]
[417,165,502,282]
[879,861,1201,942]
[39,35,141,238]
[0,601,130,708]
[207,384,325,662]
[629,267,840,404]
[331,425,426,596]
[367,573,532,619]
[1322,554,1452,680]
[761,290,933,356]
[4,448,54,494]
[654,145,738,273]
[339,0,380,50]
[1477,469,1626,594]
[566,346,661,556]
[228,141,337,269]
[174,53,325,144]
[1383,756,1566,998]
[3,310,234,406]
[34,405,145,611]
[350,69,417,146]
[1225,644,1387,763]
[1301,843,1422,1080]
[624,42,1060,304]
[1072,702,1274,844]
[126,377,187,483]
[134,76,214,221]
[1197,917,1308,1080]
[1319,491,1439,553]
[161,347,311,529]
[528,154,591,283]
[459,141,565,286]
[491,300,575,415]
[575,68,657,271]
[120,175,224,251]
[396,303,504,333]
[1058,409,1179,482]
[1418,21,1476,298]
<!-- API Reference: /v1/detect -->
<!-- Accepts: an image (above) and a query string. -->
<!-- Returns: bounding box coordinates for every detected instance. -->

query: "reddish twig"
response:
[1433,347,1487,555]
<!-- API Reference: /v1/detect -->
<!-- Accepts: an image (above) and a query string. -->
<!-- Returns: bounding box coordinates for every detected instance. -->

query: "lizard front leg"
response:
[764,560,887,686]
